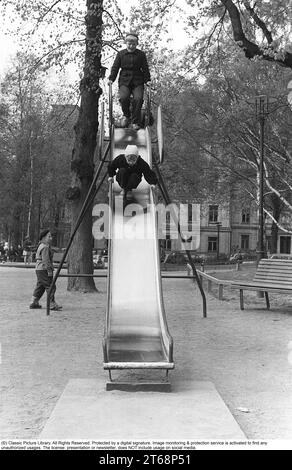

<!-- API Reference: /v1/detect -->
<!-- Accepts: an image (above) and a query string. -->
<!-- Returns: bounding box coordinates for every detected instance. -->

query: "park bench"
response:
[231,258,292,310]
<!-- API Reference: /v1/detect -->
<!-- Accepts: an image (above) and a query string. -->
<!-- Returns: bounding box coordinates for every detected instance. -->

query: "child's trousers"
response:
[33,270,56,301]
[119,84,144,125]
[116,168,141,191]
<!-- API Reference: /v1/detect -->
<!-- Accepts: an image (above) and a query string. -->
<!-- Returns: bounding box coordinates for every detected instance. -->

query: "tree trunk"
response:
[36,195,42,243]
[270,194,282,254]
[12,207,22,247]
[52,199,61,246]
[27,138,34,238]
[66,0,103,292]
[270,221,278,254]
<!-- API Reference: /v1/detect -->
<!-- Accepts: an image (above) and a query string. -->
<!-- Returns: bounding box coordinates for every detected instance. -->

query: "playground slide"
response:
[103,127,174,371]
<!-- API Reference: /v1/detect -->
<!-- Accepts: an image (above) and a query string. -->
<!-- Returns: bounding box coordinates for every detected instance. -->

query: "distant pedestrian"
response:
[29,229,62,311]
[3,241,9,262]
[186,263,192,276]
[0,243,4,263]
[23,236,32,265]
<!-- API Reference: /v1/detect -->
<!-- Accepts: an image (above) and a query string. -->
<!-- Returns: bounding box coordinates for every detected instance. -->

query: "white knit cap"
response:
[125,144,138,156]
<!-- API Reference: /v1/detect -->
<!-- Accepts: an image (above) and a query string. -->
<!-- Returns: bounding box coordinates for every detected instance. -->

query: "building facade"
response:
[159,197,291,258]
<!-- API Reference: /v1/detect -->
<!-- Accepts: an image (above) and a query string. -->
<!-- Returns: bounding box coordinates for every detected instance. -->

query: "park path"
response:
[0,267,292,439]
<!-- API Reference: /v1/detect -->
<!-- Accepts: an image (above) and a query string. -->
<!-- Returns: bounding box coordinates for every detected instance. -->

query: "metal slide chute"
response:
[103,123,174,378]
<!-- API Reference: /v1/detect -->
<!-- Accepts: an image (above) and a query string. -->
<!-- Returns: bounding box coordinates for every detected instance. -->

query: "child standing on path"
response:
[29,229,62,311]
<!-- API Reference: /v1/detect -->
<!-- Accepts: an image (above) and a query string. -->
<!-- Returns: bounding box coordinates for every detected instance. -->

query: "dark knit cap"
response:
[39,229,51,241]
[126,31,139,40]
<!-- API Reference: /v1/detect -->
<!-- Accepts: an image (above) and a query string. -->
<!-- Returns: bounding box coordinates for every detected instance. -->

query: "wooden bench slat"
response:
[233,277,291,284]
[231,283,292,290]
[255,269,291,274]
[254,277,292,283]
[254,280,292,285]
[257,265,292,270]
[256,267,292,272]
[255,276,292,280]
[257,270,292,274]
[259,259,292,262]
[256,273,292,276]
[231,286,292,293]
[258,264,292,268]
[257,271,292,274]
[258,267,292,270]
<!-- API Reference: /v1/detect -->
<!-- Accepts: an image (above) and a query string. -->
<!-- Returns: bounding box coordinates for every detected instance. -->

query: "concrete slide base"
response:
[39,378,245,440]
[106,381,171,392]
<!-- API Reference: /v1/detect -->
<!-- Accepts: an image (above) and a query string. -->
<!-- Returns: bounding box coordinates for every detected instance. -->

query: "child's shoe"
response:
[50,301,62,311]
[29,299,42,309]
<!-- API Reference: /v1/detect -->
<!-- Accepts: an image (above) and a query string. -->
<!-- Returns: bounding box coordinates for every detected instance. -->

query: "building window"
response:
[165,234,171,251]
[208,205,218,223]
[241,234,249,250]
[187,203,192,231]
[280,236,291,254]
[241,208,250,224]
[208,236,217,252]
[165,212,171,238]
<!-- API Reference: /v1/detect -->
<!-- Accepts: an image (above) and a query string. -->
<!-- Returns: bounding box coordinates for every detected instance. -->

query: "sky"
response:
[117,0,194,48]
[0,31,17,75]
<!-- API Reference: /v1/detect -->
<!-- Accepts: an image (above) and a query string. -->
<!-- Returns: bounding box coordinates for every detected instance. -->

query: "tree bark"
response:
[66,0,103,292]
[270,194,282,254]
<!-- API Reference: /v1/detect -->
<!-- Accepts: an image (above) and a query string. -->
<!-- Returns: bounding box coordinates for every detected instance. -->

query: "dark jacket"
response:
[108,48,151,87]
[108,154,157,185]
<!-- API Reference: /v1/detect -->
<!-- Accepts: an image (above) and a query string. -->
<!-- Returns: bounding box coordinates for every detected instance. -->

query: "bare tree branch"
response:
[206,8,227,48]
[28,38,84,72]
[242,0,273,44]
[102,8,124,40]
[32,1,63,32]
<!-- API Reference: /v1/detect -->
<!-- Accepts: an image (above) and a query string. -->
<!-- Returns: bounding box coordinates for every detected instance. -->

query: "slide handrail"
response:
[98,101,105,161]
[109,81,113,132]
[145,85,151,128]
[157,105,164,164]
